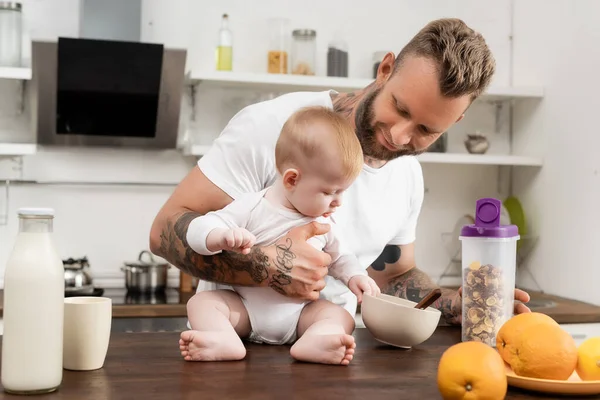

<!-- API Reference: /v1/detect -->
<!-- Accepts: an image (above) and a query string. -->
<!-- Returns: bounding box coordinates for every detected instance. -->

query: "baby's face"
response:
[288,171,354,218]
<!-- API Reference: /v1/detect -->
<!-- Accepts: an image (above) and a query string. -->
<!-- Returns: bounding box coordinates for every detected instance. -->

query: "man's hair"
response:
[275,106,363,180]
[394,18,496,101]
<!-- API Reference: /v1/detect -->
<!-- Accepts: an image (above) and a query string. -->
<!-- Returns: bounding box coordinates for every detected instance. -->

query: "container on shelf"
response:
[291,29,316,76]
[215,13,232,71]
[0,2,23,67]
[267,18,290,74]
[327,36,348,77]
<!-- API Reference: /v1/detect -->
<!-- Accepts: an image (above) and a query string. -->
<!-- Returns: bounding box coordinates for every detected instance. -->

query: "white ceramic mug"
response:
[63,297,112,371]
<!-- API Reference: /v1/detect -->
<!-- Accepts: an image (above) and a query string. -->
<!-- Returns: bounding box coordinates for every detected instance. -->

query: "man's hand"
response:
[263,221,332,301]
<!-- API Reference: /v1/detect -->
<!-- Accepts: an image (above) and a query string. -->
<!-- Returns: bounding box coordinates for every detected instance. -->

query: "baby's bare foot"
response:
[179,330,246,361]
[290,333,356,365]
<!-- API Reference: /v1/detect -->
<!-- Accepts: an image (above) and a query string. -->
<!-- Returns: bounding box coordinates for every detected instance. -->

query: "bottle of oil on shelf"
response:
[215,13,232,71]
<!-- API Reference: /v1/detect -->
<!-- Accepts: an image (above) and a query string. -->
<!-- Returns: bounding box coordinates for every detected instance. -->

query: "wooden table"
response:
[0,327,592,399]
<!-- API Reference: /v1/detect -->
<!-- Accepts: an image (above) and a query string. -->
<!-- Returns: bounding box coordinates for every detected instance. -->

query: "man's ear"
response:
[455,113,465,123]
[282,168,300,190]
[375,51,396,83]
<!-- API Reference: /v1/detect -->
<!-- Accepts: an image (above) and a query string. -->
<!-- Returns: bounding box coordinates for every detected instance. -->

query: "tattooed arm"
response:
[149,166,331,300]
[368,243,462,325]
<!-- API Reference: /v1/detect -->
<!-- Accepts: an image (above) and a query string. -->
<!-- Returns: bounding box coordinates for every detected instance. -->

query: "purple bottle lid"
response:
[460,197,519,238]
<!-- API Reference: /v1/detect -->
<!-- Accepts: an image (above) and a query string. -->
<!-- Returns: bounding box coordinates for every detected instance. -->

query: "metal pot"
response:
[121,250,170,293]
[64,256,95,295]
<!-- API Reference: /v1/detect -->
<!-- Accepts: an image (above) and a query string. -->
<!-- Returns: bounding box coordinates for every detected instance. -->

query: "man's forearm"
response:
[156,210,271,286]
[384,267,462,325]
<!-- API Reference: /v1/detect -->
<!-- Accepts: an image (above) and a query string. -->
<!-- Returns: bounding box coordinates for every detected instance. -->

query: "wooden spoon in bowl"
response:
[414,288,442,310]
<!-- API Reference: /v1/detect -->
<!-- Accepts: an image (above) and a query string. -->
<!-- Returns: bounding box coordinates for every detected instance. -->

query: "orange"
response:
[576,337,600,381]
[496,312,559,363]
[437,341,507,400]
[507,322,577,380]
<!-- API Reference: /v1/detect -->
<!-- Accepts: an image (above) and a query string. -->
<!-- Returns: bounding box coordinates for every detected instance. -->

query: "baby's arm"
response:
[186,194,257,256]
[323,224,381,302]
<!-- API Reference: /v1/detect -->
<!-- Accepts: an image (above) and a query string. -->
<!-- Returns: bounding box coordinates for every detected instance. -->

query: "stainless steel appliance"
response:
[30,38,186,149]
[121,250,171,293]
[63,256,95,295]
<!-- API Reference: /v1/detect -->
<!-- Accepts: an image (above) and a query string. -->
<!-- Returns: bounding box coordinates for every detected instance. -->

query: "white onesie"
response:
[186,188,368,345]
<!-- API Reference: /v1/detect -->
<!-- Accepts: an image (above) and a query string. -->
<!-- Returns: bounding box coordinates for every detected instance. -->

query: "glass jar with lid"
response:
[291,29,316,75]
[267,18,290,74]
[0,2,23,67]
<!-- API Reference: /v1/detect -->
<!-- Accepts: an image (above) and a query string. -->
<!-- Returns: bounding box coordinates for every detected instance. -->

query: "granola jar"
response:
[267,18,289,74]
[459,197,520,347]
[291,29,316,75]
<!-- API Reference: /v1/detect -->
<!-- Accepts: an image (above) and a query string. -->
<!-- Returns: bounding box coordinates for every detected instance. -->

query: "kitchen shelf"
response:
[0,67,32,80]
[0,143,37,158]
[416,152,543,166]
[183,144,543,167]
[188,71,545,101]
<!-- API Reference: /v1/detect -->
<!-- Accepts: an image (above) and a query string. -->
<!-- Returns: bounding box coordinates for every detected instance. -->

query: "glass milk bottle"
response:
[459,198,519,347]
[2,208,64,394]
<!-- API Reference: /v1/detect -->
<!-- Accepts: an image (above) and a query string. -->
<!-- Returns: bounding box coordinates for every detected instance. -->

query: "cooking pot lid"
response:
[63,256,90,269]
[124,250,169,268]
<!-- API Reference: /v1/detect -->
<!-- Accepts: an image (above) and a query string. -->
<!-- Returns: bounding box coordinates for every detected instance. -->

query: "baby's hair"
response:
[275,106,363,180]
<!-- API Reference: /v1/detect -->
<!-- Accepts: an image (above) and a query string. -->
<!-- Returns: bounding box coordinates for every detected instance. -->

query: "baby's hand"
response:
[219,227,256,254]
[348,275,381,303]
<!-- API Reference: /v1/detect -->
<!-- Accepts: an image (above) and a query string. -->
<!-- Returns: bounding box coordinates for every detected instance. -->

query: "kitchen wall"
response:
[511,0,600,305]
[0,0,528,290]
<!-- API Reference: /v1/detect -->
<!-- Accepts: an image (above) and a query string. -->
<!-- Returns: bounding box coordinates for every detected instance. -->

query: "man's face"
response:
[355,55,472,161]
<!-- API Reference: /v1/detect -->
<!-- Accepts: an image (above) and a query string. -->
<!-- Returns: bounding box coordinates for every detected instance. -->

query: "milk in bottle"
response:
[2,208,64,394]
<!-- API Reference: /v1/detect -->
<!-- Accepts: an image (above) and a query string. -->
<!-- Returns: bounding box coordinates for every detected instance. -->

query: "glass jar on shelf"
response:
[291,29,316,76]
[0,2,23,67]
[267,18,290,74]
[327,35,348,77]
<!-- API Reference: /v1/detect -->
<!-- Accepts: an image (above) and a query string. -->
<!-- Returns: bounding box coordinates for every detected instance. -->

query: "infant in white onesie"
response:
[180,106,380,366]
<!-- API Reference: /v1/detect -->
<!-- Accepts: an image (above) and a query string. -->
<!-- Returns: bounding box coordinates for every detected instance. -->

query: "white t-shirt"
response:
[186,188,368,286]
[196,90,424,315]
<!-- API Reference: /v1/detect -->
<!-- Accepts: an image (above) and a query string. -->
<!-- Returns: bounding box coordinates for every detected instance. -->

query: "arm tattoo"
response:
[332,91,360,118]
[372,245,401,271]
[268,238,295,294]
[384,267,462,325]
[159,211,270,285]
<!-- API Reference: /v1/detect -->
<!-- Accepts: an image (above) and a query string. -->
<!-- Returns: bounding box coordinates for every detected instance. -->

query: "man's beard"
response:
[354,86,426,161]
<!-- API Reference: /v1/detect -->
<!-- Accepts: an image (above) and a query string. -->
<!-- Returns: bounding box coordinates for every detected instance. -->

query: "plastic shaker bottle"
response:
[459,197,520,346]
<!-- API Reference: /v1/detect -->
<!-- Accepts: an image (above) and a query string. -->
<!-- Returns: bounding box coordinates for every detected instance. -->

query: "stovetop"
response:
[66,287,183,305]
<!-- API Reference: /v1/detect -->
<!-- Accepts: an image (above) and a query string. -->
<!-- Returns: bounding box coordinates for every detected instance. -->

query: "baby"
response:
[179,106,380,366]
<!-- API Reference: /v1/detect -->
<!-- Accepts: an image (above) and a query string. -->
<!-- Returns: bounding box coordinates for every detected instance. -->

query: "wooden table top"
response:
[0,327,588,399]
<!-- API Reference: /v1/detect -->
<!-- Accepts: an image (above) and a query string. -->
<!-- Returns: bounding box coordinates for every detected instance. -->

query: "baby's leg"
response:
[290,299,356,365]
[179,289,251,362]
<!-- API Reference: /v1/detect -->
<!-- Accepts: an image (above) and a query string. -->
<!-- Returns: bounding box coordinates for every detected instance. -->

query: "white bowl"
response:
[361,293,441,349]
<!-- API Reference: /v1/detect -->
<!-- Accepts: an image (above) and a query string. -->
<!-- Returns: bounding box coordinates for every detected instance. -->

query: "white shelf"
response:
[416,152,543,166]
[0,67,32,80]
[0,143,37,157]
[183,144,542,167]
[188,71,544,101]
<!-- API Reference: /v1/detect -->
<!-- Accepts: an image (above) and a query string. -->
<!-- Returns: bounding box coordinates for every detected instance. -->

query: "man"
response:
[149,18,531,325]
